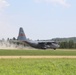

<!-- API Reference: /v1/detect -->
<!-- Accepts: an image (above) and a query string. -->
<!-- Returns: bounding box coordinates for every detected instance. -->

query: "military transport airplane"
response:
[17,27,60,50]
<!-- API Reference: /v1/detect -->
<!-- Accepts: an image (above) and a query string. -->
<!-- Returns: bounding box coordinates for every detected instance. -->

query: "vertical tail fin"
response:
[17,27,26,41]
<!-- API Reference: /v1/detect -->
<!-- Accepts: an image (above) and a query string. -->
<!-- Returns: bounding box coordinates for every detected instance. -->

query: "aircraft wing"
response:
[38,42,52,45]
[38,40,56,45]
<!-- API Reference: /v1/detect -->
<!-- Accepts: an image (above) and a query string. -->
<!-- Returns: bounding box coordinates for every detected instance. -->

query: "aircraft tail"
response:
[17,27,26,41]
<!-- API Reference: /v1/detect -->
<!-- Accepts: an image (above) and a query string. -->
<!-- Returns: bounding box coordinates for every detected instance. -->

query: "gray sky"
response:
[0,0,76,40]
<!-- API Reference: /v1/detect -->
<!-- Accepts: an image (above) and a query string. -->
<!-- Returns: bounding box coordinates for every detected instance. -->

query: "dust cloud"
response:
[0,40,26,49]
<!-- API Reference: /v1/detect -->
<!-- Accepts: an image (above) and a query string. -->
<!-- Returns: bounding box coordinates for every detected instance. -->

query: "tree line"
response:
[59,40,76,49]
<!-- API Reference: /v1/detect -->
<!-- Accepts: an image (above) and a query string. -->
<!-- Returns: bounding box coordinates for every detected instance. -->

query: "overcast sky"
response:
[0,0,76,40]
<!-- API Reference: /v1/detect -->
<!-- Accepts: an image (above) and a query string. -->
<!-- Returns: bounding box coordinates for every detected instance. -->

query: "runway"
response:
[0,56,76,59]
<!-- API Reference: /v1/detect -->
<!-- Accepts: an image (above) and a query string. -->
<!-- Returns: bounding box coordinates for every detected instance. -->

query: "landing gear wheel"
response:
[54,48,56,50]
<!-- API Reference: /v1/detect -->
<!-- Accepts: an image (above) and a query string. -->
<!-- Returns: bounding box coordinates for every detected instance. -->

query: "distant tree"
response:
[60,41,68,49]
[13,37,16,40]
[74,43,76,49]
[59,42,64,48]
[68,40,74,49]
[7,38,10,41]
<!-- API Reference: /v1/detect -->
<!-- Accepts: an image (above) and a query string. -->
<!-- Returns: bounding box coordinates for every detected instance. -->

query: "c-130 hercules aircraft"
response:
[17,27,60,50]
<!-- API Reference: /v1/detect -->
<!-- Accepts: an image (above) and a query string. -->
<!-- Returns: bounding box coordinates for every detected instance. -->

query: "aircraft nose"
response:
[52,43,60,48]
[54,44,60,48]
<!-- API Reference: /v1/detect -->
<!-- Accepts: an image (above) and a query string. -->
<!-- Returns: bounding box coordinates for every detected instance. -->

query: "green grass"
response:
[0,58,76,75]
[0,49,76,56]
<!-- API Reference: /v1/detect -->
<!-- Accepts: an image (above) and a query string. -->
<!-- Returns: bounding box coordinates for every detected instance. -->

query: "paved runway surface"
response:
[0,56,76,59]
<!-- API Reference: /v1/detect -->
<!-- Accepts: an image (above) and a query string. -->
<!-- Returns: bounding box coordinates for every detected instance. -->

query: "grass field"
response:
[0,49,76,75]
[0,58,76,75]
[0,49,76,56]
